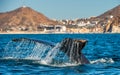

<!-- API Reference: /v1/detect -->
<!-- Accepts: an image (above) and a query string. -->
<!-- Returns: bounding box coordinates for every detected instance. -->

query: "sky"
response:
[0,0,119,20]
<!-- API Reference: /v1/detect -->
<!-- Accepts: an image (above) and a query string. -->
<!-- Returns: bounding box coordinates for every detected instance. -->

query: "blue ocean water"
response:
[0,34,120,75]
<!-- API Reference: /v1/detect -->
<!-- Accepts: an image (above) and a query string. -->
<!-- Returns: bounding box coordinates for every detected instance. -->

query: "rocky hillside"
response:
[0,7,58,29]
[97,5,120,19]
[97,5,120,33]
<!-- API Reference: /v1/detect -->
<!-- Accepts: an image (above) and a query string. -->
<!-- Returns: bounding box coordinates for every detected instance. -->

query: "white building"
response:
[77,21,87,27]
[43,25,66,32]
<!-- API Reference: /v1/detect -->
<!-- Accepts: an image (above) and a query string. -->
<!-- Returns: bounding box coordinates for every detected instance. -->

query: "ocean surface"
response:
[0,34,120,75]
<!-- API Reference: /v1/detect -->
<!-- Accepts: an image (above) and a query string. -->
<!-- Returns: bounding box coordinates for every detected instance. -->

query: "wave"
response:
[32,58,115,67]
[0,57,115,67]
[90,58,114,64]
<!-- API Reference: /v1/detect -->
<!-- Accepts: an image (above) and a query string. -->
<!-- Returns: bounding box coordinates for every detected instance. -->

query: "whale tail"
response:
[12,38,55,47]
[60,38,89,64]
[12,38,89,64]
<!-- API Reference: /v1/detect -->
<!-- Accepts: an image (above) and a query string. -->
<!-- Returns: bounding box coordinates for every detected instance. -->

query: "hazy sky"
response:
[0,0,119,19]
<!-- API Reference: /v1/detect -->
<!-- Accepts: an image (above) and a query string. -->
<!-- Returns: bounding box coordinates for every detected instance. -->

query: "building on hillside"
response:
[37,25,66,33]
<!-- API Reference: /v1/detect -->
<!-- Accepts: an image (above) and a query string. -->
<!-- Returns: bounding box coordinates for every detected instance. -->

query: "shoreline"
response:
[0,31,120,34]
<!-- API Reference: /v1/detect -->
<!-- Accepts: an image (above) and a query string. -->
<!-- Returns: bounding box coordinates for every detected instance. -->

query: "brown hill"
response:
[97,5,120,33]
[97,5,120,19]
[0,6,58,28]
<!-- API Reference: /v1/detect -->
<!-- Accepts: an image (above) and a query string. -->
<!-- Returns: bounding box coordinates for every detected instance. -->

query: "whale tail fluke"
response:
[12,38,89,64]
[60,38,89,64]
[12,38,55,47]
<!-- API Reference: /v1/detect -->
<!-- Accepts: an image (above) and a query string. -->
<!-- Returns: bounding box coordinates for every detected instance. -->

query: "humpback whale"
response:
[12,38,89,64]
[60,38,89,64]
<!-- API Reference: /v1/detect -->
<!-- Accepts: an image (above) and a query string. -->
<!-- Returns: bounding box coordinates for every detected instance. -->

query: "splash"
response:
[2,38,91,67]
[1,38,115,67]
[3,39,52,59]
[90,58,114,64]
[2,38,72,66]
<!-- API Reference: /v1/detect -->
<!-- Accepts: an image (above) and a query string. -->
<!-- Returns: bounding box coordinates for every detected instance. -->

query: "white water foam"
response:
[90,58,114,64]
[43,43,61,64]
[33,60,80,67]
[32,58,115,67]
[1,57,115,67]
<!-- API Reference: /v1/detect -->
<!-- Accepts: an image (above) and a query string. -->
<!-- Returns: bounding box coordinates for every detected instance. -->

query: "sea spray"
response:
[43,43,61,64]
[2,38,89,66]
[90,58,114,64]
[2,39,52,59]
[26,42,52,60]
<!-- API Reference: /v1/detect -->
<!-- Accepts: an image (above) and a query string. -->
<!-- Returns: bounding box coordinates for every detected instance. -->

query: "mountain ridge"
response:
[97,5,120,19]
[0,6,58,27]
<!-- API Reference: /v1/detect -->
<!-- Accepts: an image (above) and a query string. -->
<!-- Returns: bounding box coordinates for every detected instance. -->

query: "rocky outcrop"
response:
[103,16,120,33]
[104,20,113,32]
[97,5,120,33]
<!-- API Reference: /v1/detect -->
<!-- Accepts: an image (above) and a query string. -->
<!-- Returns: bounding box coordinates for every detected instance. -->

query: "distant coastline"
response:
[0,5,119,34]
[0,31,120,34]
